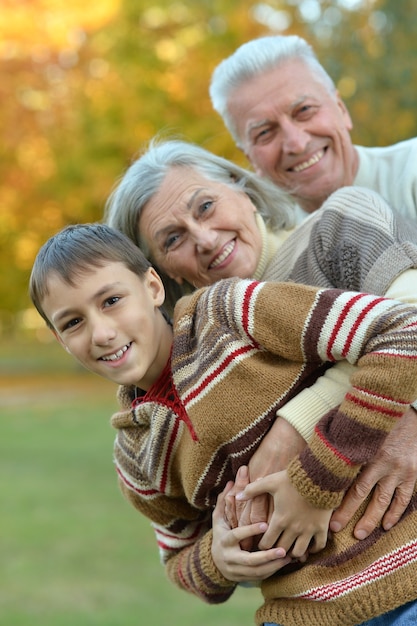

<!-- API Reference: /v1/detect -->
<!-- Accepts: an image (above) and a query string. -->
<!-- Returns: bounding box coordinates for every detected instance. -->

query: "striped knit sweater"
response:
[262,185,417,440]
[262,186,417,293]
[111,278,417,625]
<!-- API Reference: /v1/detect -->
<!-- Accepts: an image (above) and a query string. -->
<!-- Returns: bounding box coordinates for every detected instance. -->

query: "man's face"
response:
[228,59,358,213]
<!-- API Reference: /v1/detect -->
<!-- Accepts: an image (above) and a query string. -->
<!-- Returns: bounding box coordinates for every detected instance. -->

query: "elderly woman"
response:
[106,139,298,312]
[104,138,417,554]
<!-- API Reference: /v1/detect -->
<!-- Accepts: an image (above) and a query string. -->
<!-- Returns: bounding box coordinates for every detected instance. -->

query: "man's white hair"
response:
[209,35,336,146]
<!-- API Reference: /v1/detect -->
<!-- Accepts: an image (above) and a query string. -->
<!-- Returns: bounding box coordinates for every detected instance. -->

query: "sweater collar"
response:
[253,214,294,280]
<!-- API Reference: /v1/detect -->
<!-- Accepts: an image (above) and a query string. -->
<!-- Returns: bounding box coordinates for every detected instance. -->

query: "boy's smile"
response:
[42,261,172,390]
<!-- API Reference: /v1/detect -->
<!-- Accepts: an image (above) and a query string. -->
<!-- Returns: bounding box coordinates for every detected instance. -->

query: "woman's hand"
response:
[330,407,417,539]
[211,481,292,583]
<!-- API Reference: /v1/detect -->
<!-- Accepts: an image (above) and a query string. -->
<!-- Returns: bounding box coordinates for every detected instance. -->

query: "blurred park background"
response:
[1,0,416,624]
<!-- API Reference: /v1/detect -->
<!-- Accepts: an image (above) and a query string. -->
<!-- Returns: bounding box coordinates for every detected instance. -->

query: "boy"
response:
[30,223,417,625]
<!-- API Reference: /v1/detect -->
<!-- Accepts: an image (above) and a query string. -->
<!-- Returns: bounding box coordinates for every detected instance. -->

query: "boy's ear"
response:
[146,267,166,306]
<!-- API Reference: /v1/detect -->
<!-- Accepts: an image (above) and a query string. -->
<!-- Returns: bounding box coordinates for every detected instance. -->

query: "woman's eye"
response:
[199,200,213,214]
[164,233,180,251]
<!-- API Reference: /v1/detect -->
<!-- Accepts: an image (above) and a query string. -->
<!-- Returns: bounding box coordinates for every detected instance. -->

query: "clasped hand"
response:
[211,468,331,584]
[235,469,332,558]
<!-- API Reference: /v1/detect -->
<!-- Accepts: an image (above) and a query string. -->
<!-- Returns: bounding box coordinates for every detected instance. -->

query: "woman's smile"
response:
[209,239,236,270]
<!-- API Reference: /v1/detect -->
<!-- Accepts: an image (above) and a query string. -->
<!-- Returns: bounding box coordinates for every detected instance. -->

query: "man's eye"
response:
[254,128,273,144]
[296,104,316,119]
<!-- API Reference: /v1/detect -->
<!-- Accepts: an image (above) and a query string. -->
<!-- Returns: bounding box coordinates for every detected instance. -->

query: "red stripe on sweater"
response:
[314,427,353,465]
[354,385,413,403]
[342,297,385,357]
[160,415,180,493]
[156,523,204,542]
[241,281,259,341]
[157,539,179,551]
[184,282,260,405]
[325,294,385,360]
[345,391,406,418]
[115,466,158,496]
[177,550,193,593]
[297,540,417,601]
[326,293,364,360]
[183,344,256,404]
[314,391,405,464]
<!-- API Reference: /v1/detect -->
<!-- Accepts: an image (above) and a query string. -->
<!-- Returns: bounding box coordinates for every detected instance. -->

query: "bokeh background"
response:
[1,0,416,624]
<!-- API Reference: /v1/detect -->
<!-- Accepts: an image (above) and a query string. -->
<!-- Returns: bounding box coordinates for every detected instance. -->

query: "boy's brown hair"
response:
[29,223,152,329]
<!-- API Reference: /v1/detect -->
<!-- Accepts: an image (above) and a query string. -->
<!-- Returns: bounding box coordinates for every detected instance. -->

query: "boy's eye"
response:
[62,317,81,331]
[104,296,120,307]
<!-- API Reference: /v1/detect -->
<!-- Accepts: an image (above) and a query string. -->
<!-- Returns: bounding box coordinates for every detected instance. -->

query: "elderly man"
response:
[209,34,417,542]
[210,34,417,220]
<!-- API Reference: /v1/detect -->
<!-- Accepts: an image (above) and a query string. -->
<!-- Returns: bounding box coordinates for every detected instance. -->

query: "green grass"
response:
[1,340,261,625]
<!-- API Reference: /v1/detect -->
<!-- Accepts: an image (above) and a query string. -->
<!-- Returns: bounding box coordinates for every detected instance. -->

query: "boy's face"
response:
[41,261,170,390]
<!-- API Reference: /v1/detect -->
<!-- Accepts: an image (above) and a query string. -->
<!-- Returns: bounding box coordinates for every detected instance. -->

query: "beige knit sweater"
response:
[111,278,417,625]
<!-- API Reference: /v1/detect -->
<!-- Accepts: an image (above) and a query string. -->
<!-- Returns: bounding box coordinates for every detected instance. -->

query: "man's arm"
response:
[237,270,417,536]
[330,406,417,538]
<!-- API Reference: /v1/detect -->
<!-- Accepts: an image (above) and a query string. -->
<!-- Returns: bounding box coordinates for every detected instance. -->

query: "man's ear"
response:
[335,91,353,131]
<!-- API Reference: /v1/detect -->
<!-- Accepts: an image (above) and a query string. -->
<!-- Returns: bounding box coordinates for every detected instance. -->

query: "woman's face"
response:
[139,166,263,287]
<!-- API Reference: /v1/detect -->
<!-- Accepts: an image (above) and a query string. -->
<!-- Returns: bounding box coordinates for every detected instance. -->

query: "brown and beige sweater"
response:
[111,278,417,625]
[260,185,417,441]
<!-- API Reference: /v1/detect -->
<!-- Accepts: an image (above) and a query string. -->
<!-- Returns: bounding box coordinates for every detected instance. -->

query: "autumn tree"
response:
[0,0,416,331]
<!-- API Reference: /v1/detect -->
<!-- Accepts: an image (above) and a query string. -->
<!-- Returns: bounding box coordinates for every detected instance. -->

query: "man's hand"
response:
[330,407,417,539]
[211,481,292,583]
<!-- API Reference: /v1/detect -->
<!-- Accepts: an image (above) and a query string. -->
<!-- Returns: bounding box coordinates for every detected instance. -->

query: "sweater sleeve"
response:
[285,291,417,510]
[289,186,417,296]
[115,476,237,604]
[111,395,237,604]
[276,268,417,440]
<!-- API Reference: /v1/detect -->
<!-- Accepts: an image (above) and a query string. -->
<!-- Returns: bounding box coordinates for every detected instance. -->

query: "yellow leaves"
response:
[141,4,192,30]
[0,190,19,233]
[0,0,121,57]
[14,203,65,270]
[337,76,357,99]
[14,232,42,270]
[17,136,56,179]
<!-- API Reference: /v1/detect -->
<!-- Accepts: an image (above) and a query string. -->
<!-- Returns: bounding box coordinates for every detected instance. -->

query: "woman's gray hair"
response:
[209,35,336,147]
[104,137,296,313]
